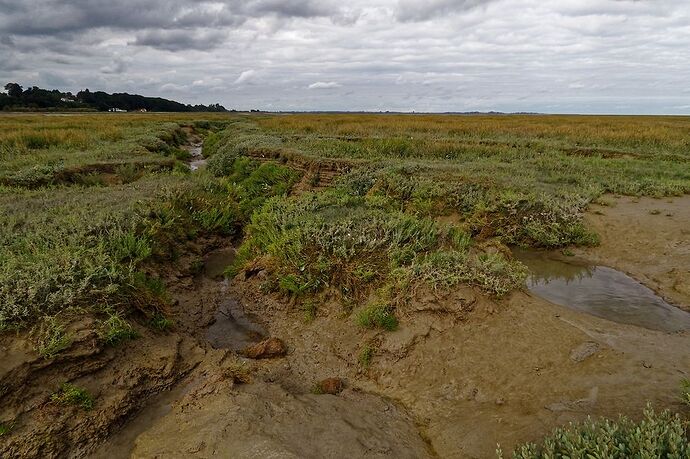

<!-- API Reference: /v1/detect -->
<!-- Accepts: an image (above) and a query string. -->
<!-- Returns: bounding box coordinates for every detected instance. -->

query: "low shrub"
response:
[502,406,689,458]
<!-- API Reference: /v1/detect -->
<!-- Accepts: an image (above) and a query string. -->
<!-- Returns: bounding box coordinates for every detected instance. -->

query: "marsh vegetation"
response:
[1,113,688,458]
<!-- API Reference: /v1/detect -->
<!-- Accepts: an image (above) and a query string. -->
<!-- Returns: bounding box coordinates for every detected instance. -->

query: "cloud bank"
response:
[1,0,689,113]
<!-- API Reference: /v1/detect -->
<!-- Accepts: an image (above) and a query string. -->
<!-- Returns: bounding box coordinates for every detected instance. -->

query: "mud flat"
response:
[86,198,690,458]
[579,195,690,310]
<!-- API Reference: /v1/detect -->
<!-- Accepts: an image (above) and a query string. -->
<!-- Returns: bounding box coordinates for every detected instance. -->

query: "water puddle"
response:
[203,247,236,279]
[90,382,192,459]
[186,143,206,171]
[206,297,266,350]
[514,249,690,333]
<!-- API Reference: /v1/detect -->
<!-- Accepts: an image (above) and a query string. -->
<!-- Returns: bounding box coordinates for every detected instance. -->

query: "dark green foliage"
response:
[1,82,228,112]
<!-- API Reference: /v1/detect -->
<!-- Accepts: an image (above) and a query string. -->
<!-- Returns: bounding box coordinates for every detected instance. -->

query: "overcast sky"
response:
[1,0,689,113]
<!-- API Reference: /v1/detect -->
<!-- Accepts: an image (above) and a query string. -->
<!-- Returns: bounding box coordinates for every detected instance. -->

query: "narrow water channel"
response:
[514,249,690,333]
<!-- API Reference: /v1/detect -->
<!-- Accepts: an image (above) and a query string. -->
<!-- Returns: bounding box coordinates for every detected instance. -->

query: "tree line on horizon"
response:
[0,83,229,112]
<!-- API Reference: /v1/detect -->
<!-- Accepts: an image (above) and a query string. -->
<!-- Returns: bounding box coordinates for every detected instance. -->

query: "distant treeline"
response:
[1,83,229,112]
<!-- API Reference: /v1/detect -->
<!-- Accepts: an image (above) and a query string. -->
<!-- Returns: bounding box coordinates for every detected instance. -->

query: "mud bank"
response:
[579,194,690,310]
[2,197,689,458]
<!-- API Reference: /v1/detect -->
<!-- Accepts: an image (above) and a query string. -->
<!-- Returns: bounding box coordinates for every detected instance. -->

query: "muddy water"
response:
[514,249,690,333]
[203,247,266,350]
[91,246,263,457]
[203,247,236,279]
[206,296,266,350]
[91,383,193,459]
[186,143,206,171]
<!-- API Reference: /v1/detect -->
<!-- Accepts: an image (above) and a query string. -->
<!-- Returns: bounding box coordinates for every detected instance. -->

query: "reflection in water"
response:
[514,249,690,333]
[206,298,266,350]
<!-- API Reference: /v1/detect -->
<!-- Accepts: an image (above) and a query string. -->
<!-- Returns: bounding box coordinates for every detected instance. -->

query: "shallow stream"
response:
[514,249,690,333]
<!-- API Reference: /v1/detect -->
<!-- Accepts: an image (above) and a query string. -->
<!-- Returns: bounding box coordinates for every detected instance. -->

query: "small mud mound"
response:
[131,382,433,459]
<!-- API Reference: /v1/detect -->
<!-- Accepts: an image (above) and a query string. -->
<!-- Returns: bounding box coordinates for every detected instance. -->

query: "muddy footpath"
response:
[1,194,689,458]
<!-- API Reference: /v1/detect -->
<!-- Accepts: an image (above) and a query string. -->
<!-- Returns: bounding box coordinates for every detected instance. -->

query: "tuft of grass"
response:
[51,383,94,410]
[100,313,138,346]
[357,304,398,331]
[301,300,318,323]
[34,316,72,359]
[682,379,690,407]
[0,422,15,436]
[149,313,173,331]
[358,344,375,368]
[501,406,689,458]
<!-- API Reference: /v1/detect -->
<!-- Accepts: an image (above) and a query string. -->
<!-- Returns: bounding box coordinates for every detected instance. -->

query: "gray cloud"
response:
[396,0,493,21]
[132,29,229,51]
[0,0,689,113]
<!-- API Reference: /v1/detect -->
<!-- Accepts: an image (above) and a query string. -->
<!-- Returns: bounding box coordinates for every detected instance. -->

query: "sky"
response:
[1,0,689,114]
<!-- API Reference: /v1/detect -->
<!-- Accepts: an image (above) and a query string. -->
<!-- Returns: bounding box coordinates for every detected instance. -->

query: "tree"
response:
[4,82,22,98]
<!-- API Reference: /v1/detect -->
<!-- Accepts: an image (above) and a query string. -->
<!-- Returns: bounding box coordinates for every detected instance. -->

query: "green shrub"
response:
[51,383,94,410]
[503,406,689,458]
[357,304,398,331]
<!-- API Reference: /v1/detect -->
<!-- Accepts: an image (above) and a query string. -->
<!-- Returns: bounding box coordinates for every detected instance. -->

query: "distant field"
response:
[2,112,689,338]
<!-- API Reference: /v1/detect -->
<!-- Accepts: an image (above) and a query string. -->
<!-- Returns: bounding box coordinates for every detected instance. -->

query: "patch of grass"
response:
[501,406,689,458]
[682,379,690,407]
[358,344,375,368]
[100,313,138,346]
[51,383,94,410]
[149,313,173,331]
[0,421,15,437]
[301,300,318,323]
[357,304,398,331]
[34,316,72,359]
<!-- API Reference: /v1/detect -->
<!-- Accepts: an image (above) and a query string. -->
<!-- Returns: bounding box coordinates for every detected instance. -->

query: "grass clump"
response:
[358,344,375,368]
[502,406,689,458]
[51,383,94,410]
[357,304,398,331]
[149,313,173,331]
[682,379,690,407]
[301,300,318,323]
[34,316,72,359]
[0,422,14,436]
[100,313,138,346]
